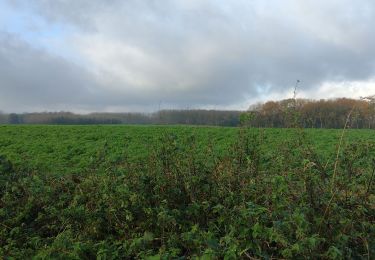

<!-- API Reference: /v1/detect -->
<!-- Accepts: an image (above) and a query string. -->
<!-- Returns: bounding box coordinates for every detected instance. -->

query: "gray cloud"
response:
[0,33,98,112]
[2,0,375,112]
[0,33,178,113]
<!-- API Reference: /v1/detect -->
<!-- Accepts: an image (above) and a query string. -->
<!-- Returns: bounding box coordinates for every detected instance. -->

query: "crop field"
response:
[0,125,374,258]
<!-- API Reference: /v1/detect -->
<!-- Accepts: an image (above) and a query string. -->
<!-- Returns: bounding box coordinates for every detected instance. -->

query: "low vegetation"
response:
[0,125,374,258]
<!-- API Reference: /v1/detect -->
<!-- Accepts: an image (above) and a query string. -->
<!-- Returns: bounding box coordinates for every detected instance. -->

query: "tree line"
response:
[241,97,375,129]
[1,97,374,128]
[0,110,241,126]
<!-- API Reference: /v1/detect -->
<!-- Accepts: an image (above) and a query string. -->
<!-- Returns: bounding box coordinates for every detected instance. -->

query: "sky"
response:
[0,0,375,113]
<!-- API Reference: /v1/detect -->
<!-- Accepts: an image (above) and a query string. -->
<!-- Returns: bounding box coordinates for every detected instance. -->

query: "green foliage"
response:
[0,154,12,174]
[0,125,374,258]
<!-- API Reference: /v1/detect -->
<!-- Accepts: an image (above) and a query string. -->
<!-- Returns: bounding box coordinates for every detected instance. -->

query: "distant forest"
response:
[243,97,375,129]
[1,97,374,128]
[0,110,241,126]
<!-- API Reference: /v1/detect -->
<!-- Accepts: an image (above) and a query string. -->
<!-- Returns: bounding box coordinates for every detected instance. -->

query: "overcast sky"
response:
[1,0,375,113]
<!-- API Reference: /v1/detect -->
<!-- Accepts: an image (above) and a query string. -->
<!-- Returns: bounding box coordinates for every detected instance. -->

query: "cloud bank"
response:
[1,0,375,112]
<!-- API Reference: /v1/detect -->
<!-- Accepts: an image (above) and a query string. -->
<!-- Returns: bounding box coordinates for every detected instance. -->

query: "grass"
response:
[0,125,374,173]
[0,125,374,258]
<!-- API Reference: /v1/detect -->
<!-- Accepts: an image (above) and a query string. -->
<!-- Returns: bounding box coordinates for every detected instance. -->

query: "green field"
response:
[0,125,374,258]
[1,125,374,174]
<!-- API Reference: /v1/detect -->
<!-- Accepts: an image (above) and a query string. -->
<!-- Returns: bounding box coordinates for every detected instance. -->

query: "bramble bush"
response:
[0,128,374,259]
